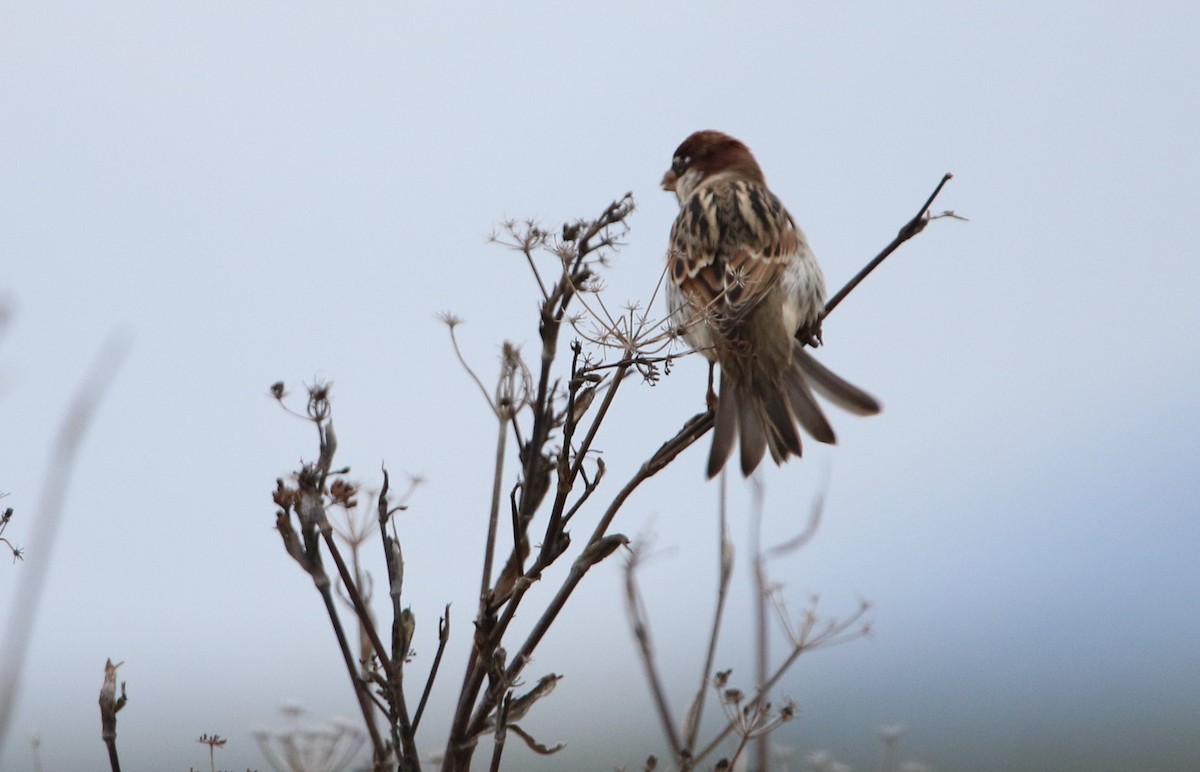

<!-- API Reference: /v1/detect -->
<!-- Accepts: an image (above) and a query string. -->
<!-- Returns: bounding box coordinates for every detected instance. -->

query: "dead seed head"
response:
[273,479,300,511]
[306,380,332,419]
[329,479,358,509]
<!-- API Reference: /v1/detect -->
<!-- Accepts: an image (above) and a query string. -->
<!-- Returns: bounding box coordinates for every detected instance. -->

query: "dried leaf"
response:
[508,724,565,755]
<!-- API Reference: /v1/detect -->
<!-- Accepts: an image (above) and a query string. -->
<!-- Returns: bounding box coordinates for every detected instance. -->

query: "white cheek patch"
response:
[675,168,705,203]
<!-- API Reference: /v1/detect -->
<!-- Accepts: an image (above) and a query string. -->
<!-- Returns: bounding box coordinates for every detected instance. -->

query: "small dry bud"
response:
[329,478,358,508]
[269,381,287,400]
[714,669,732,688]
[570,386,596,424]
[399,608,416,657]
[723,688,743,705]
[576,534,628,568]
[273,480,299,510]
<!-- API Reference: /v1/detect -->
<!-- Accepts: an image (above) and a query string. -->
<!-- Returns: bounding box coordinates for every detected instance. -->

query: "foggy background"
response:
[2,2,1198,770]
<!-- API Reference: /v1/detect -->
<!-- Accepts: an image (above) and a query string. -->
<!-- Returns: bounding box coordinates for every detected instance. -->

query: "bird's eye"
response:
[672,155,691,176]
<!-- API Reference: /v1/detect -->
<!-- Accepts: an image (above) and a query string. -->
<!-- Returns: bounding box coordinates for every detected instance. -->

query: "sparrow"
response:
[661,130,881,477]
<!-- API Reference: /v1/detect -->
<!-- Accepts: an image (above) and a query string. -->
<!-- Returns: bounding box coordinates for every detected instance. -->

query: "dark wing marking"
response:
[668,179,798,326]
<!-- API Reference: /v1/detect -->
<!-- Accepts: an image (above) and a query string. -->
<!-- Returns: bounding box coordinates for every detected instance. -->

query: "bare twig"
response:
[750,480,768,772]
[99,659,126,772]
[482,407,510,600]
[691,598,871,764]
[822,173,957,319]
[625,544,684,760]
[444,197,639,770]
[413,604,451,732]
[683,473,734,751]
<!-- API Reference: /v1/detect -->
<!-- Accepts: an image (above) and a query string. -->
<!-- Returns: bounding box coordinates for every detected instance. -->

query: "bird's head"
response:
[661,130,766,203]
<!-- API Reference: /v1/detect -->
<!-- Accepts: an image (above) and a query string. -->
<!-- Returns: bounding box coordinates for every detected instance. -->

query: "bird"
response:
[661,130,881,478]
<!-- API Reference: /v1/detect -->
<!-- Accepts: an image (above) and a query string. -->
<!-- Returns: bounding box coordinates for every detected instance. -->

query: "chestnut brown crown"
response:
[661,130,767,193]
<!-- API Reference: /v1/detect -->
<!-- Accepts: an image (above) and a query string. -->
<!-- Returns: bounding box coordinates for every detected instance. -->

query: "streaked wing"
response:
[668,178,798,324]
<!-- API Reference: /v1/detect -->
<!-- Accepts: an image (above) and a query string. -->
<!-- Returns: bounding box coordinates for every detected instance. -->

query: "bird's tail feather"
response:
[706,351,879,478]
[793,345,881,416]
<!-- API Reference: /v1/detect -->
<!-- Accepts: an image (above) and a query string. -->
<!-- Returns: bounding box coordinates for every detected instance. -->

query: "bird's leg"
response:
[706,362,718,411]
[796,320,824,349]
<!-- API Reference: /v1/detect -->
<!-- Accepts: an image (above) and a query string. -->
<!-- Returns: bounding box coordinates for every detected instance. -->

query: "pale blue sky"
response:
[2,3,1199,770]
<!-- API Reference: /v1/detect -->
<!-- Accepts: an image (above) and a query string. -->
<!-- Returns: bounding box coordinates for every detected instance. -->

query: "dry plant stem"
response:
[728,730,753,772]
[751,485,769,772]
[481,417,508,599]
[412,605,451,732]
[461,405,713,745]
[319,514,397,683]
[541,362,628,557]
[309,556,389,765]
[445,203,633,769]
[683,474,733,751]
[322,530,415,708]
[324,532,421,770]
[487,695,511,772]
[377,474,403,687]
[588,409,713,544]
[0,335,127,751]
[98,659,126,772]
[300,430,415,770]
[625,552,684,758]
[565,364,624,482]
[375,472,422,762]
[557,346,604,527]
[310,436,418,767]
[691,605,870,764]
[456,383,685,756]
[547,344,586,533]
[822,173,954,320]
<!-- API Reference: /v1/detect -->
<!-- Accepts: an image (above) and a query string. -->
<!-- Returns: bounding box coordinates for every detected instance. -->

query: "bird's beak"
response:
[660,169,677,192]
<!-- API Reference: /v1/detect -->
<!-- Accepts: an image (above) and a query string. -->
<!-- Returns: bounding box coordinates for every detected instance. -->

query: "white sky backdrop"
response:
[3,2,1199,771]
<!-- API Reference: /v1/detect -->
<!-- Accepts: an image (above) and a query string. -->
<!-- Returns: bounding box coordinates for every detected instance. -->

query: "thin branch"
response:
[691,601,871,764]
[487,693,511,772]
[318,527,420,767]
[98,658,126,772]
[540,363,629,563]
[413,605,451,733]
[625,546,684,759]
[683,473,733,750]
[440,314,497,413]
[588,409,714,545]
[481,416,508,600]
[822,173,955,319]
[313,567,389,763]
[750,479,768,772]
[458,410,713,744]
